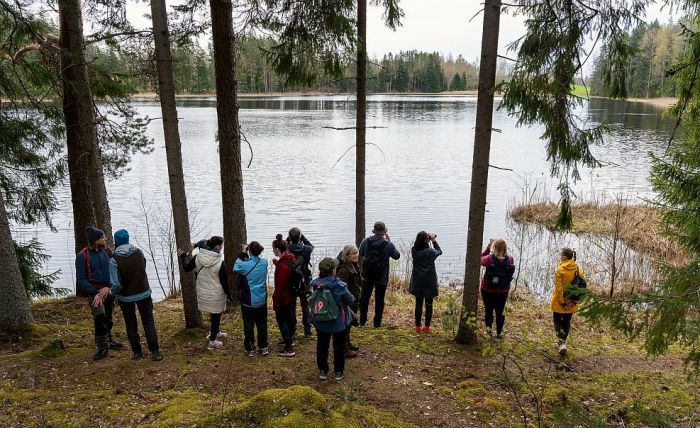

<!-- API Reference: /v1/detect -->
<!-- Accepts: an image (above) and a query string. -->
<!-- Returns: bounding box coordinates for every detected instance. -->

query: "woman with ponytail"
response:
[551,247,585,355]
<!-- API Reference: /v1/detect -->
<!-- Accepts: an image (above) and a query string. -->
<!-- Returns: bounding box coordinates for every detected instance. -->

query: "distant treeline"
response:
[91,37,510,94]
[590,20,684,98]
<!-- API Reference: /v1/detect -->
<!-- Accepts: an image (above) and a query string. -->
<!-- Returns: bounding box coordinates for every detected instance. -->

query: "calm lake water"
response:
[16,95,674,300]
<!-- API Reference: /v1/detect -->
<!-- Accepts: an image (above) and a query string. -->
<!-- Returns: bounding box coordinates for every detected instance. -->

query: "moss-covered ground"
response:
[1,287,698,427]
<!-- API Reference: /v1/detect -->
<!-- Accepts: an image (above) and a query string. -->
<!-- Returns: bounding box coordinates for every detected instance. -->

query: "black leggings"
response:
[209,313,222,341]
[414,293,434,327]
[553,312,573,343]
[481,290,508,335]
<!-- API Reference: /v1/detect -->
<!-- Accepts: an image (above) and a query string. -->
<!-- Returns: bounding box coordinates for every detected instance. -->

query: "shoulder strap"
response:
[243,258,261,277]
[81,248,93,282]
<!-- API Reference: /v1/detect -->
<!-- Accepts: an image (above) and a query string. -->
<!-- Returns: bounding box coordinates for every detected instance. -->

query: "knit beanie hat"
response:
[114,229,129,247]
[85,227,105,245]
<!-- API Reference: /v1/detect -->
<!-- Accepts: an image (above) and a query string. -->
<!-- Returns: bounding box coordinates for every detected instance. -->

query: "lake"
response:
[15,95,674,300]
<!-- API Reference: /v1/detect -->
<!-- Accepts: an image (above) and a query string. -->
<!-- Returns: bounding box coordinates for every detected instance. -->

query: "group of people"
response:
[76,220,585,379]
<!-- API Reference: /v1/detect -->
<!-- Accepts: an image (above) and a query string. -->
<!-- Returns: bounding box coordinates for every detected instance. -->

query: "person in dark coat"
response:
[76,226,123,361]
[109,229,163,361]
[286,227,314,338]
[409,231,442,332]
[336,245,361,357]
[358,221,400,328]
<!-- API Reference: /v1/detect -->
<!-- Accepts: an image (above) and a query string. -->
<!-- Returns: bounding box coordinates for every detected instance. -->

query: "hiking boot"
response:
[345,349,358,359]
[259,347,270,356]
[334,372,344,381]
[131,352,143,360]
[93,348,109,361]
[412,325,421,333]
[108,340,124,350]
[558,343,567,356]
[207,340,224,350]
[319,370,328,381]
[151,350,164,361]
[347,342,359,352]
[422,326,431,333]
[277,349,296,357]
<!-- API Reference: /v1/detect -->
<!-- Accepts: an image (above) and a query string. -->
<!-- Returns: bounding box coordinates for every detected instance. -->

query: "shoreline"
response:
[129,90,481,100]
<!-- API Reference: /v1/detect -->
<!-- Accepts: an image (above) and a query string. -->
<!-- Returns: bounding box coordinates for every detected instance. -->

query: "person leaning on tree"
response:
[75,226,124,361]
[109,229,163,361]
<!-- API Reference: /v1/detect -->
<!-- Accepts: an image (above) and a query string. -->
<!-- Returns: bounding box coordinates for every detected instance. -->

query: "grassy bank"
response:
[1,285,698,427]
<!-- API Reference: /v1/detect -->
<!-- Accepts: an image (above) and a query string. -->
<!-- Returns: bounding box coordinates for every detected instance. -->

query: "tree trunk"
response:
[455,0,501,345]
[150,0,202,328]
[0,193,33,332]
[210,0,247,298]
[355,0,367,247]
[59,0,113,297]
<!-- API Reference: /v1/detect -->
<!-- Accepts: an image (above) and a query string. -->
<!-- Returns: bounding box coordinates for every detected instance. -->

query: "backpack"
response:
[280,259,305,297]
[80,247,112,283]
[564,268,587,302]
[308,284,339,322]
[362,240,388,282]
[484,255,515,289]
[289,249,312,285]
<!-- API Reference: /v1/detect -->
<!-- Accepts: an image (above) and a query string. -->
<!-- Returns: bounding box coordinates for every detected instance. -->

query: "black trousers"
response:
[481,290,509,335]
[209,313,222,341]
[295,293,311,333]
[553,312,573,343]
[242,305,268,351]
[119,297,159,354]
[317,328,347,374]
[89,294,115,350]
[275,303,295,351]
[359,280,388,327]
[414,292,434,327]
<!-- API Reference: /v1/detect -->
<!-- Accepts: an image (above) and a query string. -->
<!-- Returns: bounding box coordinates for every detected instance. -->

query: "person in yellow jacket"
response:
[550,247,584,356]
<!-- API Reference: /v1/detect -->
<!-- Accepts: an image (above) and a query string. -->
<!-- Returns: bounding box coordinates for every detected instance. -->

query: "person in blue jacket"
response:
[75,226,123,361]
[233,241,269,356]
[310,257,356,382]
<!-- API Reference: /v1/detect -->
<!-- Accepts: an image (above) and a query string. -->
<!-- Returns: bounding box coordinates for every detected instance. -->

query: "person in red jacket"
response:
[272,234,297,357]
[480,238,515,339]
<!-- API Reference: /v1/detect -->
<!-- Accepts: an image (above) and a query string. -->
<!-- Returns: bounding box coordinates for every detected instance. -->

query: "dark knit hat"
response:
[85,227,105,245]
[114,229,129,247]
[372,221,387,234]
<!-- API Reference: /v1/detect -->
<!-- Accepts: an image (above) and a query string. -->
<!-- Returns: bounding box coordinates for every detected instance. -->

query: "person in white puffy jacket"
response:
[178,236,232,350]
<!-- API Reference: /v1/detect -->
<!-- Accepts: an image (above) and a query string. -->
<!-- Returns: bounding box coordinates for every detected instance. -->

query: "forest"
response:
[1,0,699,426]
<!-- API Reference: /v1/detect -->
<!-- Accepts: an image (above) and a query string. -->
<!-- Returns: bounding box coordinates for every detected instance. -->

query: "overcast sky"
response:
[126,1,679,68]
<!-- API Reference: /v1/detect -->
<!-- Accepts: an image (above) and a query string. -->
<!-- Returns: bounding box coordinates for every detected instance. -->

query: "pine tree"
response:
[450,72,462,90]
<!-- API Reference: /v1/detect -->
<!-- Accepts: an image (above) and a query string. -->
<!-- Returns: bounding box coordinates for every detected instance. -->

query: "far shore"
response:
[625,96,677,109]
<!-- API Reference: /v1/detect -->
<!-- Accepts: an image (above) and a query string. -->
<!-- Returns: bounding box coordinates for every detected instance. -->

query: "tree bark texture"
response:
[210,0,247,298]
[355,0,367,247]
[151,0,202,328]
[455,0,501,344]
[59,0,113,297]
[0,192,34,332]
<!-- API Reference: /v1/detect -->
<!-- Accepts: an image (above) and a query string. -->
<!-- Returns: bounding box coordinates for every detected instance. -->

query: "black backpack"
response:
[362,240,388,282]
[564,269,588,302]
[280,259,305,297]
[484,255,515,289]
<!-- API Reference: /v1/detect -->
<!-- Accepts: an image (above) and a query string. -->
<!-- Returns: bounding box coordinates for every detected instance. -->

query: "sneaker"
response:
[334,372,344,381]
[319,370,328,381]
[259,347,270,356]
[347,342,359,351]
[108,340,124,350]
[422,326,431,333]
[131,352,143,360]
[345,349,358,359]
[151,350,164,361]
[94,348,109,361]
[207,340,223,350]
[413,325,421,333]
[216,331,228,340]
[277,349,296,357]
[496,333,503,340]
[558,343,567,356]
[246,349,255,357]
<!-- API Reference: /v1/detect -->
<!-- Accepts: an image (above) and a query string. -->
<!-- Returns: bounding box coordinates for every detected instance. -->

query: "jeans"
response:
[119,297,160,354]
[275,304,295,351]
[359,280,388,327]
[414,292,434,327]
[89,294,115,350]
[242,305,268,351]
[553,312,573,343]
[210,313,222,341]
[481,290,508,335]
[317,328,347,374]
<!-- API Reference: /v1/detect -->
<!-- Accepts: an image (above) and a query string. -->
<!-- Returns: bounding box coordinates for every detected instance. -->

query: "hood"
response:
[115,243,139,257]
[559,259,579,271]
[312,276,343,289]
[197,248,223,268]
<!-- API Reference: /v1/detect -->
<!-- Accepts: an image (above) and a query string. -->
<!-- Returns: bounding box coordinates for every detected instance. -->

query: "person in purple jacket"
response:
[480,238,515,339]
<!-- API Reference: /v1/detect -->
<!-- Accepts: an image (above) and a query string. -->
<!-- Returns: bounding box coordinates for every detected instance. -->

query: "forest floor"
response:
[1,282,698,427]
